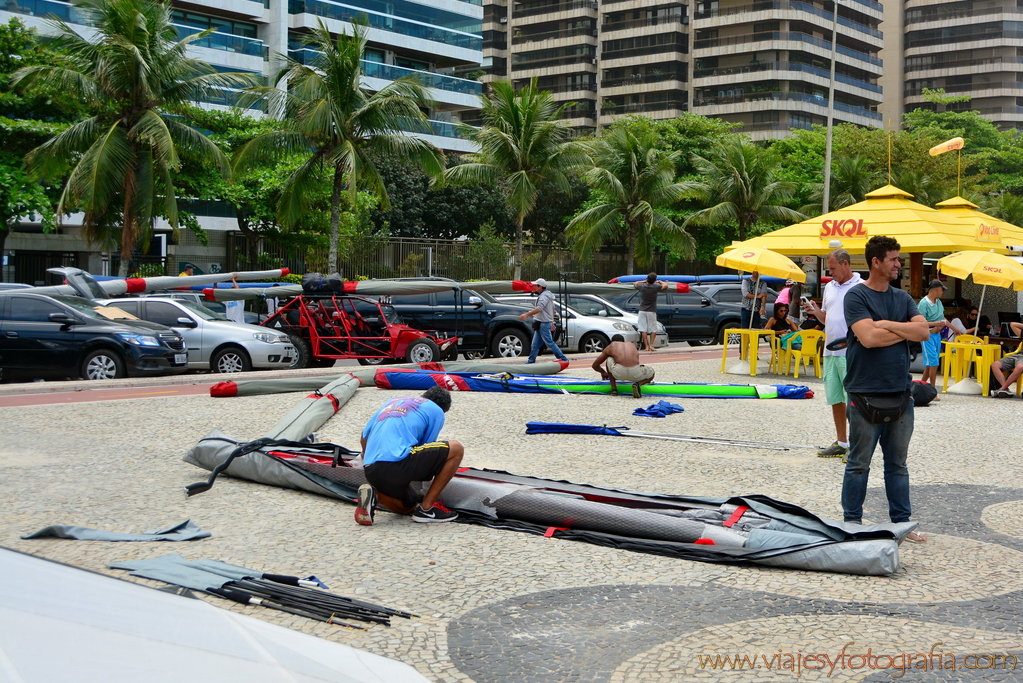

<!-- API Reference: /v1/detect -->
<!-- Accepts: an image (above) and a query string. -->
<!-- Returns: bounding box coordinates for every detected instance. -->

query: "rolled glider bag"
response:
[183,440,908,575]
[468,281,691,295]
[264,375,360,441]
[205,280,465,302]
[210,361,570,397]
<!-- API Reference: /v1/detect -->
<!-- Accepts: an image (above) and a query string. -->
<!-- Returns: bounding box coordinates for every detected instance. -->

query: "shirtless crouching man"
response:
[591,334,656,398]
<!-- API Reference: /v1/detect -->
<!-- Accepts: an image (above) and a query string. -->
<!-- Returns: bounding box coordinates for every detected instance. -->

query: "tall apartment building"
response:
[1,0,482,276]
[483,0,884,139]
[1,0,482,153]
[896,0,1023,130]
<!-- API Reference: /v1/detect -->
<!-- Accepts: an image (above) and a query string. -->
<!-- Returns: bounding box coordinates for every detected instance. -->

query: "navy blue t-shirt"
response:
[844,283,921,394]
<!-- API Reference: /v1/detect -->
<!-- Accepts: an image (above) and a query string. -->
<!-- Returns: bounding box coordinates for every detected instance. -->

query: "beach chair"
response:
[782,329,824,379]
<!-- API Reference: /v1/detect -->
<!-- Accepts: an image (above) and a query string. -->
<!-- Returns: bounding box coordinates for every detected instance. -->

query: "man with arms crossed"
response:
[842,236,929,543]
[803,248,862,459]
[633,273,668,352]
[355,386,463,525]
[591,334,655,398]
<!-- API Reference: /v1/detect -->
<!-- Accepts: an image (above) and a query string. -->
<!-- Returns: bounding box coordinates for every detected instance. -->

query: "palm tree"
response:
[445,79,584,279]
[681,137,803,243]
[981,192,1023,227]
[566,126,693,274]
[800,155,879,216]
[234,21,444,274]
[13,0,254,276]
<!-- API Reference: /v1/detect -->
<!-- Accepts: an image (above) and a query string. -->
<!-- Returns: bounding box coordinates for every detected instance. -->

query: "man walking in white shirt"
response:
[803,248,862,460]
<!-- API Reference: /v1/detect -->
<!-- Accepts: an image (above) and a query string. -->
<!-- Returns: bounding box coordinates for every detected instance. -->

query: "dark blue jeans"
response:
[527,321,568,363]
[740,308,762,329]
[841,400,915,524]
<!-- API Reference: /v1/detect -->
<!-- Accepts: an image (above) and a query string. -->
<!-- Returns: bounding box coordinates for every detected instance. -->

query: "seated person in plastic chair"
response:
[763,303,800,350]
[991,353,1023,398]
[1010,321,1023,339]
[591,334,655,398]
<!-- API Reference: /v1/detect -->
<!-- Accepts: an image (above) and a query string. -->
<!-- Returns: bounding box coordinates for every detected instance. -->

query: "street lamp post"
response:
[822,0,839,216]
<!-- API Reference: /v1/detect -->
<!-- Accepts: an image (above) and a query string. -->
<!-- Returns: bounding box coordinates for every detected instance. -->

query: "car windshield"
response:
[174,299,226,321]
[380,303,403,325]
[53,296,141,321]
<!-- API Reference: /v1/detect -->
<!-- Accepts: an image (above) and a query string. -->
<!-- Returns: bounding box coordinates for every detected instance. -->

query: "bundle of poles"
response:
[207,576,417,629]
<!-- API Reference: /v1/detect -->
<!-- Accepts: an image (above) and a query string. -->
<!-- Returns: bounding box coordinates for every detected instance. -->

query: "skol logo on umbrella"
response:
[982,265,1004,273]
[742,251,755,258]
[820,218,867,238]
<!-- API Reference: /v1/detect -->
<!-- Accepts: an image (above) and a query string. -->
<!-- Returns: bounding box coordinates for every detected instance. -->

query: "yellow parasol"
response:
[726,185,998,256]
[934,197,1023,253]
[716,246,806,282]
[937,249,1023,394]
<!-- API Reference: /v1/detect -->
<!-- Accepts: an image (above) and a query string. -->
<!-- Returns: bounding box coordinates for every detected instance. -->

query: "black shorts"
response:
[364,441,450,509]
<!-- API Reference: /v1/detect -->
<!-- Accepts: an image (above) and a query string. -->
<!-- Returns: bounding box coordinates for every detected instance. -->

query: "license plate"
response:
[174,353,187,364]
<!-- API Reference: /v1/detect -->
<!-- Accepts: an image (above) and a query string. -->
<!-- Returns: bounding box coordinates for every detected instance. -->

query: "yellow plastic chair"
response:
[950,334,984,384]
[767,333,783,374]
[782,329,825,379]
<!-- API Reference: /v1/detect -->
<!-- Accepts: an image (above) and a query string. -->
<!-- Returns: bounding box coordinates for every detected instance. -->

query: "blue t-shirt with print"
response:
[361,397,445,466]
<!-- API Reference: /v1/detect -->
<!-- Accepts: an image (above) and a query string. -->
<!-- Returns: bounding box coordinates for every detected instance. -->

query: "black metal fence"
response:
[225,234,730,282]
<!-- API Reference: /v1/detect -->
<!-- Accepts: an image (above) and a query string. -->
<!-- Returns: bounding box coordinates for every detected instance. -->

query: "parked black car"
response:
[0,293,188,381]
[375,278,534,359]
[604,287,746,345]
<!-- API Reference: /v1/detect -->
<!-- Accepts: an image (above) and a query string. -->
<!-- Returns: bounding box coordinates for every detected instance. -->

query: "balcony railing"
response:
[601,14,686,32]
[174,24,265,58]
[905,55,1023,74]
[514,0,597,19]
[526,82,598,94]
[905,81,1023,97]
[907,29,1023,49]
[602,40,687,61]
[906,5,1022,26]
[288,0,482,51]
[694,31,882,67]
[1,0,80,22]
[511,52,595,70]
[289,50,484,95]
[693,60,881,93]
[694,1,881,39]
[740,120,816,131]
[512,25,595,44]
[693,90,881,119]
[601,71,687,88]
[426,120,474,139]
[603,100,687,114]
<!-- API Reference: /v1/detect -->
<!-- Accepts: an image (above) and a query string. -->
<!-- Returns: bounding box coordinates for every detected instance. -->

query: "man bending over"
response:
[355,386,463,525]
[591,334,655,398]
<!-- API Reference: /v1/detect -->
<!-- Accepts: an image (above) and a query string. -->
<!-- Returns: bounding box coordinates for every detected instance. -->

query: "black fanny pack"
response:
[848,391,912,424]
[532,320,541,331]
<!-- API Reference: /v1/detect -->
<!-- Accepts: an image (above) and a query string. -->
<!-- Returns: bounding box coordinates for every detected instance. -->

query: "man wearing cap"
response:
[518,278,569,364]
[918,279,947,389]
[633,273,668,352]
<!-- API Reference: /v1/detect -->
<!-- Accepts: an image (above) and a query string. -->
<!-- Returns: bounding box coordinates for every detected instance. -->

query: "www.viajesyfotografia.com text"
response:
[697,642,1017,677]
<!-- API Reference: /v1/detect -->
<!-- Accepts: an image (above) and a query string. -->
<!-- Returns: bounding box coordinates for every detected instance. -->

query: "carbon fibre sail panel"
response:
[374,369,813,399]
[184,436,908,575]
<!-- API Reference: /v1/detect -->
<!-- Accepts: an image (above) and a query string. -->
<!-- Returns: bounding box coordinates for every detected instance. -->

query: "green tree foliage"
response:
[0,18,85,123]
[606,113,736,177]
[981,192,1023,227]
[682,137,803,243]
[567,125,693,275]
[978,130,1023,195]
[234,20,443,274]
[799,155,881,215]
[444,78,586,278]
[368,153,516,239]
[13,0,254,275]
[0,153,54,278]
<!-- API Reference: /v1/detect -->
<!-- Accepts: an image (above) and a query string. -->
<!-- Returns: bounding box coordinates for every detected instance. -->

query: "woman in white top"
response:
[948,306,978,339]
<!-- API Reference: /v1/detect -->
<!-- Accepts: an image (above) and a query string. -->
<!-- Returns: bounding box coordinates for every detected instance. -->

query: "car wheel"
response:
[490,328,529,358]
[462,350,486,361]
[441,344,459,361]
[580,332,609,354]
[211,346,252,373]
[406,338,440,363]
[357,357,392,366]
[81,349,126,381]
[689,337,716,347]
[288,336,311,370]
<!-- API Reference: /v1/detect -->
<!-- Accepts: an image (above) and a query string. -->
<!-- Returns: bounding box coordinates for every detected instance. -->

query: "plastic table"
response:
[721,328,776,376]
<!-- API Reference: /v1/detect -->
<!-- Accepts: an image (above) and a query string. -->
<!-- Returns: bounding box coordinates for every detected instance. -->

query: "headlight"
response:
[252,332,280,344]
[119,333,160,347]
[656,323,666,333]
[613,322,634,332]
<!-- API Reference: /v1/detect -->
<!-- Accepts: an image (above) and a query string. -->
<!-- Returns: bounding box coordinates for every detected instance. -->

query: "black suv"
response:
[375,278,534,359]
[0,292,188,381]
[605,287,763,345]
